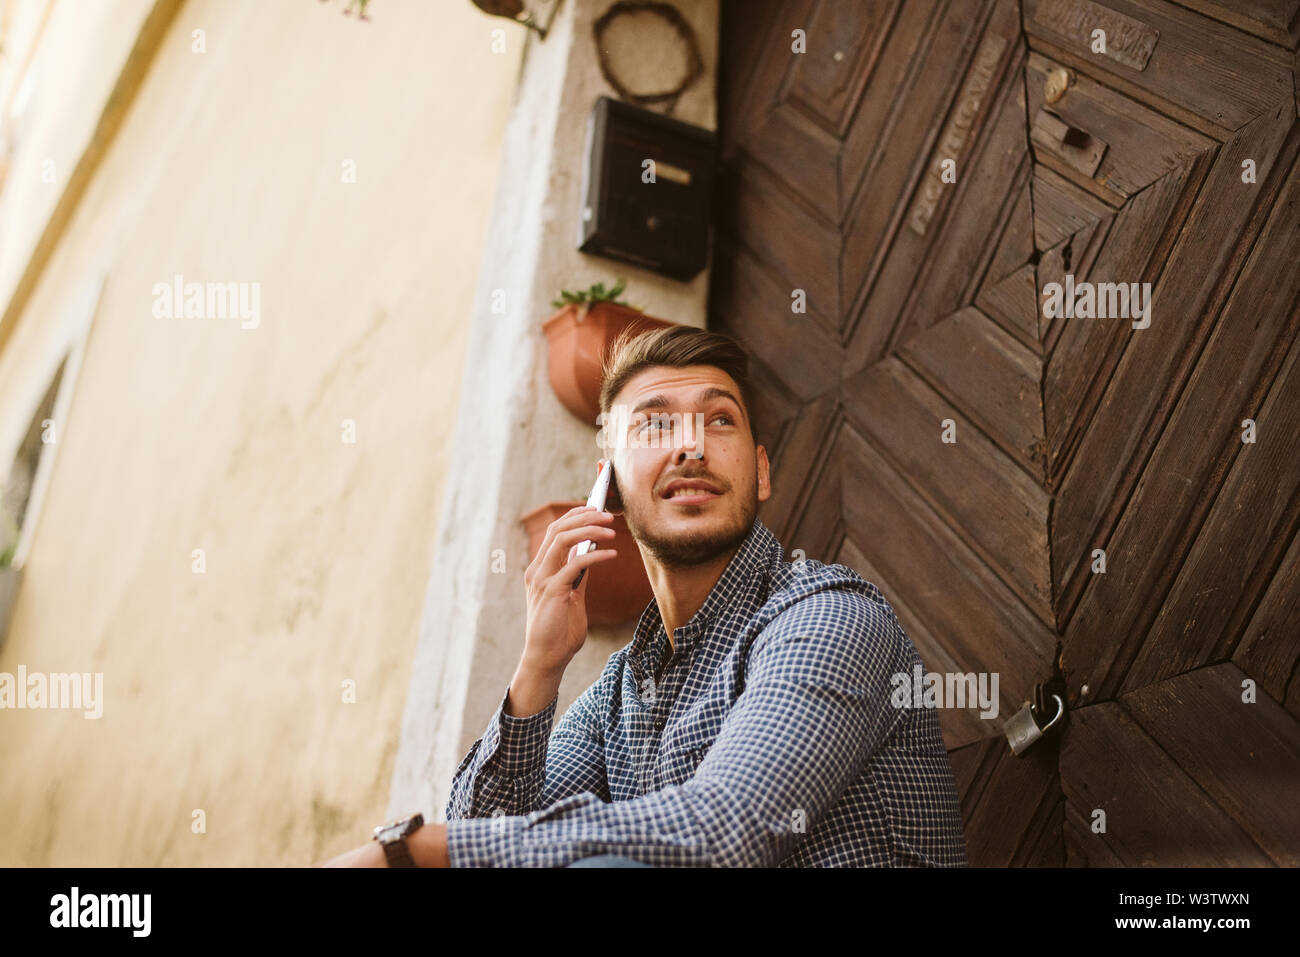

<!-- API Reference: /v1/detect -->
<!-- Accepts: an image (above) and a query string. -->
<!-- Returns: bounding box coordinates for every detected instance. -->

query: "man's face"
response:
[607,364,771,568]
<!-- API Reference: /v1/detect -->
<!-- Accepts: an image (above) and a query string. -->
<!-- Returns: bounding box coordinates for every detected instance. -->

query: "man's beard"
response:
[625,470,758,568]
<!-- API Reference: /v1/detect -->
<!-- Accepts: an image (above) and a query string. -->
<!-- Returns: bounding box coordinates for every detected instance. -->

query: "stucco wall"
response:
[0,0,518,865]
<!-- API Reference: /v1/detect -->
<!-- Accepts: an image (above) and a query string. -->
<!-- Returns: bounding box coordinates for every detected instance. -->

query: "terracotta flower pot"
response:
[520,501,654,627]
[542,302,677,425]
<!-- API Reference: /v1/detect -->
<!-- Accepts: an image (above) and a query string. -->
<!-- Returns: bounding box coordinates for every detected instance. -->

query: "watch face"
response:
[373,813,423,842]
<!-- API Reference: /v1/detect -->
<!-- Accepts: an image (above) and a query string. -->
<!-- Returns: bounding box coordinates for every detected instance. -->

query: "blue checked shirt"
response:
[444,517,968,867]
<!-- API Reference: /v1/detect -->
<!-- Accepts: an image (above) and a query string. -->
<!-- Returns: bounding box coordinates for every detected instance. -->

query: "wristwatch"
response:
[372,812,424,867]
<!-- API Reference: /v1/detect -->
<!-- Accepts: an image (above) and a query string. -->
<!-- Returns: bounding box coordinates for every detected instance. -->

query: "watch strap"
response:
[381,837,415,868]
[374,812,423,867]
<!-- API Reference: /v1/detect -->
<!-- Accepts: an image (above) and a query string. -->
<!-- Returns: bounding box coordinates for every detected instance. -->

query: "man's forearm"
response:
[317,823,450,867]
[506,658,564,717]
[408,823,451,867]
[444,666,567,823]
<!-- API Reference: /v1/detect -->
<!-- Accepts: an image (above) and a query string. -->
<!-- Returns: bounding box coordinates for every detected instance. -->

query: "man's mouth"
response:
[665,492,720,505]
[662,482,723,505]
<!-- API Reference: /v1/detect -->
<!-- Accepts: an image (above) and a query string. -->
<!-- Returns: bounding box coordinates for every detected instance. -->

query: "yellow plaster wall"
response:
[0,0,520,865]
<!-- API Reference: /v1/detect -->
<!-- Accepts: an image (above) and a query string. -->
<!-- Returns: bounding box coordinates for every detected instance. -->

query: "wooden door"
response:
[712,0,1300,865]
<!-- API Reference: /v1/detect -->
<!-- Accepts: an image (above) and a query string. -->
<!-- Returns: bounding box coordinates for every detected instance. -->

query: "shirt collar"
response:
[628,516,781,669]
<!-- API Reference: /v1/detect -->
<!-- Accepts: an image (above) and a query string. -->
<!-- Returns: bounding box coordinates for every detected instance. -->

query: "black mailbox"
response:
[578,96,717,282]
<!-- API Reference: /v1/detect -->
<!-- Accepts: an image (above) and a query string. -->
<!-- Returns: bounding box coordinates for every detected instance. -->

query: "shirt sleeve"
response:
[443,653,617,821]
[445,584,910,867]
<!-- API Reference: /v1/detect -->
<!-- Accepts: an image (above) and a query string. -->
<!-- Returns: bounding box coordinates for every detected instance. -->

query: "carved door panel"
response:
[714,0,1300,865]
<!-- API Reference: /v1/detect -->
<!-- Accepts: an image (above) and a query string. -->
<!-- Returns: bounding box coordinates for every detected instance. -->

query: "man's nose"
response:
[675,430,704,460]
[672,413,704,459]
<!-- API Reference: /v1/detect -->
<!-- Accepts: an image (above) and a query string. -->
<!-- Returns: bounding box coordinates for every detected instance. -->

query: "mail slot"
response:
[577,96,717,282]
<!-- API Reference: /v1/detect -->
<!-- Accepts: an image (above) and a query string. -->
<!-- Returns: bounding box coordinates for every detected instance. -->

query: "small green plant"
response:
[551,278,641,311]
[318,0,372,22]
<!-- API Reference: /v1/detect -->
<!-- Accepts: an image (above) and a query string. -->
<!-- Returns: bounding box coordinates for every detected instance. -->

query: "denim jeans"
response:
[565,854,655,868]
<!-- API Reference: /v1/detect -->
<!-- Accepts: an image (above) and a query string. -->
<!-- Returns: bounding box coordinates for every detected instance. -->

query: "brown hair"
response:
[598,325,757,442]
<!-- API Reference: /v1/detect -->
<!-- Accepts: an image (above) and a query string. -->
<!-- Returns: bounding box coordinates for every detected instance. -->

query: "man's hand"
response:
[313,822,451,867]
[520,506,618,674]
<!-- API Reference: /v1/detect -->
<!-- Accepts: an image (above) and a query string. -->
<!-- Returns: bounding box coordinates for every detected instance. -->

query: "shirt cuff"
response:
[483,685,558,777]
[445,815,526,868]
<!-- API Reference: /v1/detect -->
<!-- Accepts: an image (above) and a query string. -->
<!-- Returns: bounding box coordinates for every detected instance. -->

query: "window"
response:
[1,352,64,565]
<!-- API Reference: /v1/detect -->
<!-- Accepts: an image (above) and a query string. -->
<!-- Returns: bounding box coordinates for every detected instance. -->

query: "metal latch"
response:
[1030,107,1108,178]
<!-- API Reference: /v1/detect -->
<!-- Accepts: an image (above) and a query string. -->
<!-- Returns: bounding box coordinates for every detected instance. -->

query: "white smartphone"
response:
[571,458,613,589]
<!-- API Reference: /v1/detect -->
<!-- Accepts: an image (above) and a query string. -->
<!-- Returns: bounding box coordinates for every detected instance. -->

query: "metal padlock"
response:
[1005,692,1064,755]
